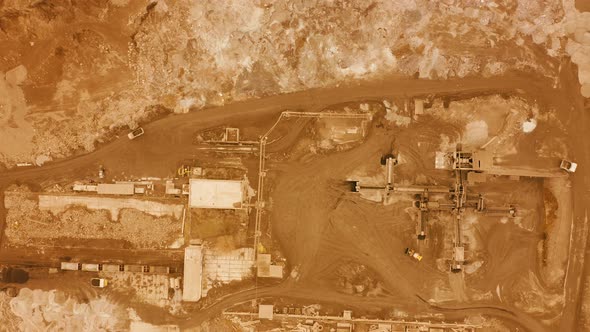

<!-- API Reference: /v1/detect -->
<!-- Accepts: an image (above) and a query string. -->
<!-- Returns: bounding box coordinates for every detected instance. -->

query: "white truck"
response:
[127,127,145,140]
[91,278,108,288]
[560,159,578,173]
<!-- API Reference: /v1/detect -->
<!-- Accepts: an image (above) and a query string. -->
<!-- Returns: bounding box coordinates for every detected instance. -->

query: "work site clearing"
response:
[1,1,590,332]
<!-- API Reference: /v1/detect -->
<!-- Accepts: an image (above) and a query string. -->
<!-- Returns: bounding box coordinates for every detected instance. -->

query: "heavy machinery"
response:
[405,248,423,262]
[91,278,108,288]
[414,190,431,240]
[127,127,145,140]
[98,165,105,179]
[178,165,191,177]
[560,159,578,173]
[177,165,203,177]
[348,152,398,198]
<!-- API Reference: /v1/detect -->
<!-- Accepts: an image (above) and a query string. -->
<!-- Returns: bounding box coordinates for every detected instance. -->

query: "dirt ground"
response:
[0,4,589,325]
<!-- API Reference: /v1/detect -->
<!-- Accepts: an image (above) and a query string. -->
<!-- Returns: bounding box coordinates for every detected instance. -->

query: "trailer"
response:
[81,263,101,272]
[124,265,144,273]
[149,266,170,274]
[102,264,123,272]
[60,262,81,271]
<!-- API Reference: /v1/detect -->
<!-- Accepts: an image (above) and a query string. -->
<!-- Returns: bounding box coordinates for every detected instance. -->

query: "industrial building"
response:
[97,183,135,195]
[182,241,204,302]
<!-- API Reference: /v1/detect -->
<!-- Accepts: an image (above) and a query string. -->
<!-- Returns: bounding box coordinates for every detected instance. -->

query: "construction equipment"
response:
[178,165,191,177]
[127,127,144,140]
[415,190,430,240]
[382,153,397,196]
[405,248,423,262]
[348,152,398,198]
[177,165,203,177]
[98,165,105,179]
[560,159,578,173]
[90,278,108,288]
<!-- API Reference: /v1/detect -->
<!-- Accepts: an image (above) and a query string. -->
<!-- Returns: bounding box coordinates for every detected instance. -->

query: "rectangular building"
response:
[97,183,135,195]
[182,243,203,302]
[188,179,244,209]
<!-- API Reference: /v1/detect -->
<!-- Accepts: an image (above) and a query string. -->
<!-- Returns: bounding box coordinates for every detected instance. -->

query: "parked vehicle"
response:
[417,231,426,240]
[560,159,577,173]
[90,278,108,288]
[450,264,462,273]
[98,165,105,179]
[127,127,145,140]
[404,248,423,262]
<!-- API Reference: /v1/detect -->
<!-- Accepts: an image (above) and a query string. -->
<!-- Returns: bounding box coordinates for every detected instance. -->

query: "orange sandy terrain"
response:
[0,1,589,332]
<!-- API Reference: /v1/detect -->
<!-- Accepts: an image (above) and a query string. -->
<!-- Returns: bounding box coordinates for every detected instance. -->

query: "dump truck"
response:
[91,278,108,288]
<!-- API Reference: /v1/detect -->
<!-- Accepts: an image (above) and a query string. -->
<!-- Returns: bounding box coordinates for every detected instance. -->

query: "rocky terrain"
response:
[0,0,588,167]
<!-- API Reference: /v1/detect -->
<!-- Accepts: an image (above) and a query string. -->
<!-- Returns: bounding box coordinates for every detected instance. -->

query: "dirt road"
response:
[0,74,545,184]
[0,70,587,331]
[555,63,590,332]
[0,246,184,268]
